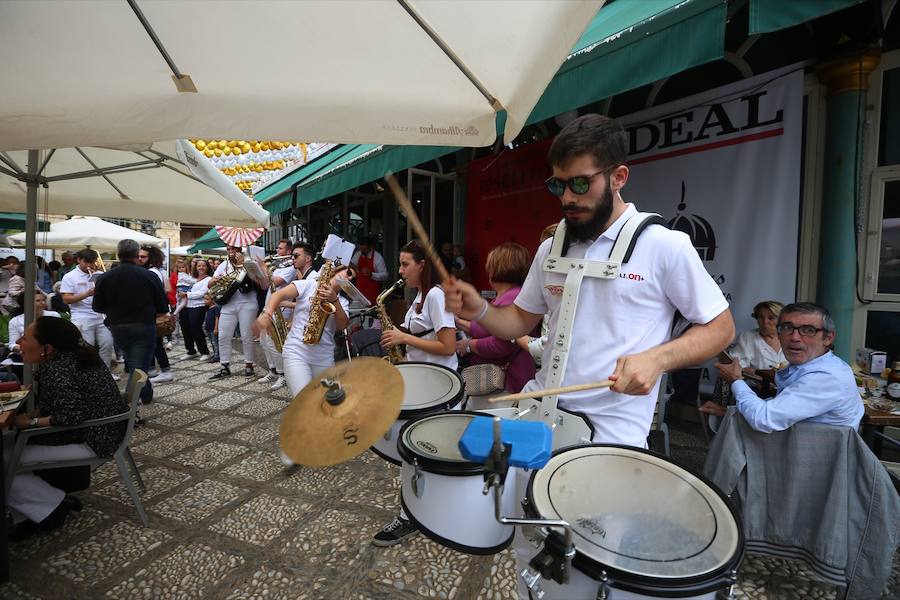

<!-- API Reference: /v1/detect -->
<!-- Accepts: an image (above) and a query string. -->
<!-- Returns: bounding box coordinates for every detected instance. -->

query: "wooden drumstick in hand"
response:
[488,380,614,403]
[385,173,451,283]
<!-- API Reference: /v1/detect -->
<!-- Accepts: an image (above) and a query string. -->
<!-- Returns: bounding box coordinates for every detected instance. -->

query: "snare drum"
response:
[525,445,743,599]
[398,411,518,555]
[371,362,464,464]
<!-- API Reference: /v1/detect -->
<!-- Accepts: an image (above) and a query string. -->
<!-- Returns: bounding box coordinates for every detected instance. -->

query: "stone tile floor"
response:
[3,344,899,599]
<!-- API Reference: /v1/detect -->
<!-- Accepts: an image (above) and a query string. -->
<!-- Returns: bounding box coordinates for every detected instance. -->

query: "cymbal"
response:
[279,357,404,466]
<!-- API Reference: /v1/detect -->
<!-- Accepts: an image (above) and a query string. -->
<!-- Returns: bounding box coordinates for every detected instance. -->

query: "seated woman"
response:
[700,300,786,420]
[7,290,61,353]
[456,242,536,404]
[7,316,128,539]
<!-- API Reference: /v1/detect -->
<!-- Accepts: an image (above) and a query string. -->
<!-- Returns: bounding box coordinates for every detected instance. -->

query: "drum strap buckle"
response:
[411,460,425,499]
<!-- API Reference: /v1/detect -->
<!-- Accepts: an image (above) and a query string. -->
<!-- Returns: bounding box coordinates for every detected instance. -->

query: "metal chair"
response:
[871,427,900,494]
[5,369,149,525]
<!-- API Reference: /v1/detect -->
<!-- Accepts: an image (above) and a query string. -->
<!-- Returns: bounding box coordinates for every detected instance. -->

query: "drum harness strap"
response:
[537,212,666,429]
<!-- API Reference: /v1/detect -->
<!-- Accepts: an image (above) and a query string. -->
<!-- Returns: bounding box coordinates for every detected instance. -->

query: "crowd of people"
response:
[3,115,876,586]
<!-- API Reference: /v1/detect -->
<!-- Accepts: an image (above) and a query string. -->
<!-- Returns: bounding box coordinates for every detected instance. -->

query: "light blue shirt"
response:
[732,350,864,433]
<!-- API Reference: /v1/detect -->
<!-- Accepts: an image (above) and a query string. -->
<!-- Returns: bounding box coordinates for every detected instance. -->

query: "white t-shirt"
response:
[213,261,257,307]
[266,264,297,317]
[731,329,786,370]
[8,310,61,350]
[185,276,211,309]
[282,276,350,365]
[403,286,458,370]
[515,203,729,447]
[60,267,102,323]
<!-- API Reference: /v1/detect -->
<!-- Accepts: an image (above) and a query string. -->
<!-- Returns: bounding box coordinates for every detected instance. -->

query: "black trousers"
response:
[183,306,209,356]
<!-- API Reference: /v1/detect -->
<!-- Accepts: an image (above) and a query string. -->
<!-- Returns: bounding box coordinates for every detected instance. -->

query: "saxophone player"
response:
[208,246,266,381]
[253,262,353,398]
[256,239,297,391]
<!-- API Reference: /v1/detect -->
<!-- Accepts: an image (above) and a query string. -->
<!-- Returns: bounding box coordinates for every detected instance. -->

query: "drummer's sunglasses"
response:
[545,167,614,197]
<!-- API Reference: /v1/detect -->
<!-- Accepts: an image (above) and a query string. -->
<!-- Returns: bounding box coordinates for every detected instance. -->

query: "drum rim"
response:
[369,446,401,466]
[396,361,465,417]
[525,443,744,592]
[397,410,488,476]
[400,493,514,556]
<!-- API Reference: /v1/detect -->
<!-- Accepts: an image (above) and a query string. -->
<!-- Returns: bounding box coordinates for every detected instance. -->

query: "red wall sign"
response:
[465,138,560,291]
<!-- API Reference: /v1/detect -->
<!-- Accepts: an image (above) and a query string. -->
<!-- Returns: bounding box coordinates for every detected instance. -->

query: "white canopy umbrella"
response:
[7,216,164,251]
[0,0,603,151]
[0,141,269,228]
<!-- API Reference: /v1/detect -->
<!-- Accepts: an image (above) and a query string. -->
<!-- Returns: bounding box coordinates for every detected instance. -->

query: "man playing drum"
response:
[443,114,735,597]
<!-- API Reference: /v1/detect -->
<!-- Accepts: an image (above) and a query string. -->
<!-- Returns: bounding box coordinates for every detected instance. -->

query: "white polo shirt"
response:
[282,276,350,365]
[213,260,257,307]
[266,264,297,319]
[403,286,458,370]
[60,267,102,323]
[515,203,728,447]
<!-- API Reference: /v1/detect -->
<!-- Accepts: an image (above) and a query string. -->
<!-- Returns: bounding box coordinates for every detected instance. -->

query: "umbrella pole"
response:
[23,149,39,391]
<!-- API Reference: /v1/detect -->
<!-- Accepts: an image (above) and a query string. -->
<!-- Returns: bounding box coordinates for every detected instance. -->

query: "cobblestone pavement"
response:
[4,344,899,599]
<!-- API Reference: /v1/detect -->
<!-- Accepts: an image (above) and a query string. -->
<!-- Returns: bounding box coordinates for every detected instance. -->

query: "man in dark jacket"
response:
[93,239,168,405]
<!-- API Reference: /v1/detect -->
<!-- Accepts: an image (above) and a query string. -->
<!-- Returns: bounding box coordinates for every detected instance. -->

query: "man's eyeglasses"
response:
[776,323,824,337]
[291,253,304,259]
[545,167,614,197]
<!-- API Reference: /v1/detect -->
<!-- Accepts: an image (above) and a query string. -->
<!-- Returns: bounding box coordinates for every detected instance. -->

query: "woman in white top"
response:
[8,291,60,352]
[139,244,177,383]
[380,240,457,370]
[179,259,212,361]
[373,240,457,549]
[701,300,785,421]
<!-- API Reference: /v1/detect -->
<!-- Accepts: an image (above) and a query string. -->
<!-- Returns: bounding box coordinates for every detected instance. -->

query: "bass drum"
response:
[526,445,743,599]
[370,362,464,464]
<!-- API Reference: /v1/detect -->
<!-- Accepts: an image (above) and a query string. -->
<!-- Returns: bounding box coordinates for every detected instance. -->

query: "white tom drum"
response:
[398,411,518,555]
[525,445,743,599]
[371,362,464,464]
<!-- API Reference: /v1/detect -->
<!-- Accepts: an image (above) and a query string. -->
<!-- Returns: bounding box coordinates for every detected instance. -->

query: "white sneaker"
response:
[149,371,174,384]
[270,376,286,390]
[257,372,278,384]
[111,373,121,381]
[165,341,173,351]
[147,368,161,378]
[197,354,211,362]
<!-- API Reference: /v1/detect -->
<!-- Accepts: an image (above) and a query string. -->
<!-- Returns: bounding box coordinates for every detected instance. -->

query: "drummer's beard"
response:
[563,183,614,243]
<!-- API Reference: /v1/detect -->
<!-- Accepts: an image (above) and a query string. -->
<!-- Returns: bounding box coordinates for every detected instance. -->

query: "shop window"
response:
[876,179,900,295]
[865,310,900,367]
[878,67,900,166]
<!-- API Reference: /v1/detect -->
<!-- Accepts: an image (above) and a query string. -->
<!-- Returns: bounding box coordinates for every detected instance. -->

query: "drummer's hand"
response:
[609,351,662,395]
[443,277,483,319]
[715,361,743,384]
[381,329,409,348]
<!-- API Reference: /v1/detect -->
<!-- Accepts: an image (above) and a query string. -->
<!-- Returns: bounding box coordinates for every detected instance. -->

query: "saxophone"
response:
[264,255,292,352]
[302,259,337,345]
[376,278,405,364]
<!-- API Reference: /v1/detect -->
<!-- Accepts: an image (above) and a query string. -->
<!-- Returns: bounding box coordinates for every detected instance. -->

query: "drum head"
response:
[528,445,741,583]
[396,362,464,417]
[398,411,485,475]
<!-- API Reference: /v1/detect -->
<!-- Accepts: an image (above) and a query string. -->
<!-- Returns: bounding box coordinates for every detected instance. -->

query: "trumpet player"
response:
[256,239,297,391]
[60,248,114,374]
[208,246,266,381]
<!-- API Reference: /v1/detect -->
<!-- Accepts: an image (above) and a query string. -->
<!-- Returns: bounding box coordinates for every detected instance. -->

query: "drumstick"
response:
[385,173,451,283]
[488,380,615,403]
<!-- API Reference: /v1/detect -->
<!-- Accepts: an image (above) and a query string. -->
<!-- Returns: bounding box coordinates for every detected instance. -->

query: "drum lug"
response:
[596,571,609,600]
[383,429,391,441]
[411,460,425,499]
[520,568,544,599]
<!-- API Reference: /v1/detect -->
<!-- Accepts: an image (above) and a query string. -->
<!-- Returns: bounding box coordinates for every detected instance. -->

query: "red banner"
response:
[465,138,559,291]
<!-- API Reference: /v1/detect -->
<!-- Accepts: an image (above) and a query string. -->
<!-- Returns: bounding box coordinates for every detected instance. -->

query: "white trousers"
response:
[259,331,284,373]
[7,443,96,523]
[72,317,113,368]
[277,354,334,466]
[217,302,257,365]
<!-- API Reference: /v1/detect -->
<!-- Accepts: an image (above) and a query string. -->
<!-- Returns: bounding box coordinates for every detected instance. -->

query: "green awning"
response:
[749,0,866,34]
[254,144,363,213]
[527,0,727,126]
[295,144,459,208]
[187,228,223,253]
[0,212,49,231]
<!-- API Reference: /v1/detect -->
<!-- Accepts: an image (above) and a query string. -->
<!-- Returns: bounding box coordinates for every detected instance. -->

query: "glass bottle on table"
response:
[887,361,900,401]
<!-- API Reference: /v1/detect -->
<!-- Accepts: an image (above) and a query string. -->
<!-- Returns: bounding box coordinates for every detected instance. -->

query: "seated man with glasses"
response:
[710,302,863,433]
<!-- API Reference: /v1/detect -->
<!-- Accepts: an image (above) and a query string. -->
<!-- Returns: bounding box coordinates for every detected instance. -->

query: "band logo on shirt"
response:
[545,285,564,297]
[619,272,645,282]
